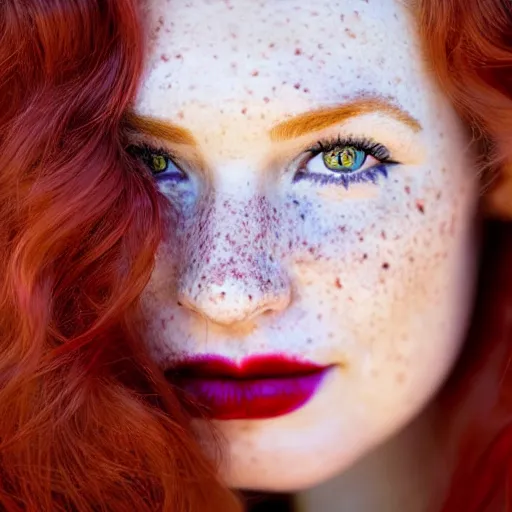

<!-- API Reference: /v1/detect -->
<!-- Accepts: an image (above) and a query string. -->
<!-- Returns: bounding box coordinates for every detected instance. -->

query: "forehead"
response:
[136,0,425,137]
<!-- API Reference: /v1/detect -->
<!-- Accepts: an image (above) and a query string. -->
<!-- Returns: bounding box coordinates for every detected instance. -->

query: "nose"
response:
[176,195,291,327]
[178,269,291,326]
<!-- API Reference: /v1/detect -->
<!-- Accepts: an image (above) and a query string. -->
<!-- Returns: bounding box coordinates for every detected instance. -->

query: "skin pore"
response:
[134,0,480,492]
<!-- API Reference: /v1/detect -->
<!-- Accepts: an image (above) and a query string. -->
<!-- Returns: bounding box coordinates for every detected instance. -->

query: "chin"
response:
[225,452,348,492]
[196,367,444,493]
[201,371,375,492]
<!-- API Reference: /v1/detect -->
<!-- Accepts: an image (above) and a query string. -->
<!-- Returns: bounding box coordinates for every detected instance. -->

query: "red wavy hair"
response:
[0,1,240,510]
[417,0,512,510]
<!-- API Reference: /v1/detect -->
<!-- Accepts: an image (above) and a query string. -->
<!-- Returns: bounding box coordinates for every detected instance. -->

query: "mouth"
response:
[165,355,332,420]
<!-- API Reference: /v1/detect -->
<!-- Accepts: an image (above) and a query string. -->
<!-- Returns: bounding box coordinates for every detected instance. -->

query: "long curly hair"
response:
[0,1,240,510]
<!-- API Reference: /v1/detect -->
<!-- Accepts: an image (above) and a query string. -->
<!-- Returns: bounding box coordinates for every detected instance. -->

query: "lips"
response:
[165,355,330,420]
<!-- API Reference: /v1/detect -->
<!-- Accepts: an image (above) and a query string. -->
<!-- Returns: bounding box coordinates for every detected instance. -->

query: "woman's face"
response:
[135,0,479,491]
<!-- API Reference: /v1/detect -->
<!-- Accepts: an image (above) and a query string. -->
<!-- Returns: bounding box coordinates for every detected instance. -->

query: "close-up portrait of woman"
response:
[0,0,511,511]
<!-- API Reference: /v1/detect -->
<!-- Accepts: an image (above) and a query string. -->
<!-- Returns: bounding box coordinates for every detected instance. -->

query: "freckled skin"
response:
[137,0,480,492]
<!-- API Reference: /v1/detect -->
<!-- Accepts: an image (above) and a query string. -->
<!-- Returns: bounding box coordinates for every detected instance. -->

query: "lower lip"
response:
[175,368,330,420]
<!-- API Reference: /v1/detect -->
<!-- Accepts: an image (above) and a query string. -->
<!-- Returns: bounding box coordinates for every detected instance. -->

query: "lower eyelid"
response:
[154,173,188,184]
[293,163,392,188]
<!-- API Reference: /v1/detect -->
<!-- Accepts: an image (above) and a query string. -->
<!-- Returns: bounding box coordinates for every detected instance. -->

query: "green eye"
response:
[150,154,169,173]
[322,146,366,173]
[128,144,187,182]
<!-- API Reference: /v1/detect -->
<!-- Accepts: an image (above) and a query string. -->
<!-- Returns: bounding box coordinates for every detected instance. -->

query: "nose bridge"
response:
[178,193,290,326]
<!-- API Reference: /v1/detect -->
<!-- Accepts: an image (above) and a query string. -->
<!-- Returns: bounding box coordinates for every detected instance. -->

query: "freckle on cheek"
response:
[396,373,406,384]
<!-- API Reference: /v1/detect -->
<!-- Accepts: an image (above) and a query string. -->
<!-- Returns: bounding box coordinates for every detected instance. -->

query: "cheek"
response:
[287,164,474,278]
[286,164,477,365]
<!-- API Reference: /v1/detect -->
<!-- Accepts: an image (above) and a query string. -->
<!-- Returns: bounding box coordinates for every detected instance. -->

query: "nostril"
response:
[177,300,183,307]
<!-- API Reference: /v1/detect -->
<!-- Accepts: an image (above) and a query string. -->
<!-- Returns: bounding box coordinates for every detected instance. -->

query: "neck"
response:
[296,402,448,512]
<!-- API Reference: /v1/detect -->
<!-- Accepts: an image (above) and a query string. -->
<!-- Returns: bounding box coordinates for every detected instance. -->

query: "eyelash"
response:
[129,136,399,188]
[295,135,399,189]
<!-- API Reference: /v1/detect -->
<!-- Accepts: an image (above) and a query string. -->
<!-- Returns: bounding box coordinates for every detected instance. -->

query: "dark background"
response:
[244,492,294,511]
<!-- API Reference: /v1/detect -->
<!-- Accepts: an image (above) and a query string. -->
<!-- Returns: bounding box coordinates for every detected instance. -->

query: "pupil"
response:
[339,148,355,168]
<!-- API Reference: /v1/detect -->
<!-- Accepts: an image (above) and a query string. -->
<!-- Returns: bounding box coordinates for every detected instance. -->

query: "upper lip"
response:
[166,354,327,380]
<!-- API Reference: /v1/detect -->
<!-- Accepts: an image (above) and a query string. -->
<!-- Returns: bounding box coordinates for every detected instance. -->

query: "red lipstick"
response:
[166,355,330,420]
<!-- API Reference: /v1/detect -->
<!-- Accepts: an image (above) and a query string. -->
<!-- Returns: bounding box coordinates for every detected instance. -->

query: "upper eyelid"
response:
[307,137,391,156]
[129,138,193,170]
[152,147,177,162]
[131,131,400,172]
[136,142,177,160]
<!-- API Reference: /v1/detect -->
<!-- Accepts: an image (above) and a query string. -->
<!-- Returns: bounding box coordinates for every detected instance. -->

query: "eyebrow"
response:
[124,111,197,146]
[126,97,421,146]
[269,97,422,141]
